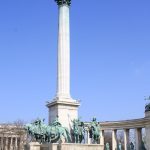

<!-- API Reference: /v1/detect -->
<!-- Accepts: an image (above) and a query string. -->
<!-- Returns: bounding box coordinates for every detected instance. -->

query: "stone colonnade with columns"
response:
[84,115,150,150]
[0,125,26,150]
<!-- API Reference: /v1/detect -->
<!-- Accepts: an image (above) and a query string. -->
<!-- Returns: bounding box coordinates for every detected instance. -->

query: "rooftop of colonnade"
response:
[0,124,26,136]
[84,116,150,130]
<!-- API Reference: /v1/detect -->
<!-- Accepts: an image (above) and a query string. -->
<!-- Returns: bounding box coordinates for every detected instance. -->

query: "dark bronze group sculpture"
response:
[25,117,101,144]
[55,0,71,6]
[25,117,71,143]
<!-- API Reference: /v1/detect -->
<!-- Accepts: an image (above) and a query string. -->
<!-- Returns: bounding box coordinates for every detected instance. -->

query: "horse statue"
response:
[25,119,48,143]
[88,117,100,144]
[72,119,85,143]
[25,117,71,144]
[46,116,71,143]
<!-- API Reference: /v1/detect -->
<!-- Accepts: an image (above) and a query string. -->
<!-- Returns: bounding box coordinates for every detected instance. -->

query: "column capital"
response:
[55,0,71,6]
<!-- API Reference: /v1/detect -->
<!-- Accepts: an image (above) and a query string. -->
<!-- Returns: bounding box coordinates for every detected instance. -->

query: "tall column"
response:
[100,130,104,145]
[112,130,117,150]
[47,0,80,130]
[124,129,129,150]
[56,0,71,99]
[135,128,142,150]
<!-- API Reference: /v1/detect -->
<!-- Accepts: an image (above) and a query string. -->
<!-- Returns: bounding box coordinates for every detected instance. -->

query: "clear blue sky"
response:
[0,0,150,123]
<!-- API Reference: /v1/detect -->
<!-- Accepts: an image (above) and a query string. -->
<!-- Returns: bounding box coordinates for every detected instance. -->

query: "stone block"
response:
[24,142,41,150]
[58,143,104,150]
[41,143,59,150]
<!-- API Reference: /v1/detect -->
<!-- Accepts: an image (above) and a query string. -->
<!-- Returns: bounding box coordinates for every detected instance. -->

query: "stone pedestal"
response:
[41,143,58,150]
[24,142,41,150]
[145,111,150,150]
[47,99,80,130]
[25,143,104,150]
[59,143,104,150]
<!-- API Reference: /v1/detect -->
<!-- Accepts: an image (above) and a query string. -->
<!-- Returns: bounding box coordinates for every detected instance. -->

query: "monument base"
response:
[46,98,80,130]
[58,143,104,150]
[25,143,104,150]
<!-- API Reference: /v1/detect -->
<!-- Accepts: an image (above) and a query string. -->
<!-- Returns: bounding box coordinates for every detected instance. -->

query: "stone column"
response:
[135,128,142,150]
[15,137,18,150]
[1,137,3,150]
[10,137,13,150]
[87,130,91,144]
[145,110,150,150]
[112,130,117,150]
[5,137,8,150]
[47,0,80,131]
[100,130,104,145]
[124,129,129,150]
[56,1,71,100]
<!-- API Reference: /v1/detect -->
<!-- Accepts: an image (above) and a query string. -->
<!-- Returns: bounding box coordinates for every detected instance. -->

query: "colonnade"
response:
[0,136,22,150]
[105,128,142,150]
[84,127,143,150]
[83,116,150,150]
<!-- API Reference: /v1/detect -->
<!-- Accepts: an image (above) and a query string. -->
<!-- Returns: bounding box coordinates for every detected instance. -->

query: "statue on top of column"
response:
[144,96,150,112]
[55,0,71,6]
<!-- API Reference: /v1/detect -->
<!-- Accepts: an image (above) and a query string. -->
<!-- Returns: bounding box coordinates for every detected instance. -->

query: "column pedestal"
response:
[47,99,80,130]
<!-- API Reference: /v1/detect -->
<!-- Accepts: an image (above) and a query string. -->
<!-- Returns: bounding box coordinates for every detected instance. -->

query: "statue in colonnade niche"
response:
[129,142,134,150]
[144,96,150,112]
[118,142,122,150]
[88,117,100,144]
[72,118,85,143]
[105,143,110,150]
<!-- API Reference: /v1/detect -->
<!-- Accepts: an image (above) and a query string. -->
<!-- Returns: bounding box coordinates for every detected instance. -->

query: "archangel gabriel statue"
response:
[55,0,71,6]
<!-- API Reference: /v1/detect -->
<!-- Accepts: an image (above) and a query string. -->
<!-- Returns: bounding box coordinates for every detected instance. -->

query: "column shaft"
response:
[112,130,117,150]
[15,137,18,149]
[124,129,129,150]
[1,137,3,150]
[5,137,8,150]
[87,130,91,144]
[100,130,104,145]
[135,128,142,150]
[57,5,70,99]
[10,137,13,150]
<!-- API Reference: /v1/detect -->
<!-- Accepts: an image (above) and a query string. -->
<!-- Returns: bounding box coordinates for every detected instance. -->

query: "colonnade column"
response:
[87,130,91,144]
[135,128,142,150]
[10,137,13,150]
[5,137,8,150]
[100,130,104,145]
[112,129,117,150]
[15,137,18,149]
[1,137,3,150]
[124,129,129,150]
